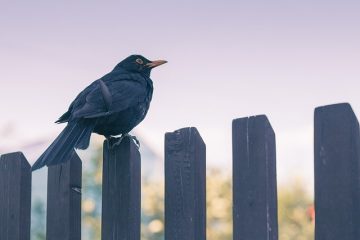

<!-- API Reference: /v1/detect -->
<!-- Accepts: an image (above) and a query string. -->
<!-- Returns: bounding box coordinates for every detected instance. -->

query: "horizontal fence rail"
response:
[0,103,359,240]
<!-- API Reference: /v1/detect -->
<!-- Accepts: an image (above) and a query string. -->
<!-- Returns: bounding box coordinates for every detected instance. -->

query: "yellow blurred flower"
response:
[148,219,163,233]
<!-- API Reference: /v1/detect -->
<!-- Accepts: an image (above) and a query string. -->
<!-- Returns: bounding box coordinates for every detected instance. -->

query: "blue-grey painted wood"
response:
[102,137,141,240]
[315,103,360,240]
[165,127,206,240]
[0,152,31,240]
[46,153,82,240]
[233,115,278,240]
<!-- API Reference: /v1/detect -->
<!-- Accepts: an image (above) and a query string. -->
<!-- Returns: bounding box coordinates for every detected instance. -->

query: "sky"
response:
[1,0,360,190]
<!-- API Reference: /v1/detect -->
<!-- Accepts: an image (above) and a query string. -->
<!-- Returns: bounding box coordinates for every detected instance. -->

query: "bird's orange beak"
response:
[146,60,167,68]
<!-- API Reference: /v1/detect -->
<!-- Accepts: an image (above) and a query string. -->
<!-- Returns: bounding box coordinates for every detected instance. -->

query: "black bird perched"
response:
[32,55,166,171]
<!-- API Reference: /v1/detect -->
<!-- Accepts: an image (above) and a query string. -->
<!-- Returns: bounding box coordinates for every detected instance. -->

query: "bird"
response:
[31,55,166,171]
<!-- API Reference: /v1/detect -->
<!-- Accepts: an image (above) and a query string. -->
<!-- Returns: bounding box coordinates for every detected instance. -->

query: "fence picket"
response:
[314,103,360,240]
[101,137,141,240]
[165,127,206,240]
[46,153,82,240]
[0,152,31,240]
[232,115,278,240]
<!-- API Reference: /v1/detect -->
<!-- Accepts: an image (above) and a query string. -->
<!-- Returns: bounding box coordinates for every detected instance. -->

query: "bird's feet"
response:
[107,134,140,149]
[123,133,140,148]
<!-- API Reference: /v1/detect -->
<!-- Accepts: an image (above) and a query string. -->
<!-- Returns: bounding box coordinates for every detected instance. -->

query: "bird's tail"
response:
[31,120,95,171]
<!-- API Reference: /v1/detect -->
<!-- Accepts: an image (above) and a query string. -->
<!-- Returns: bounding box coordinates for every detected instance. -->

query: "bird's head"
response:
[113,55,167,77]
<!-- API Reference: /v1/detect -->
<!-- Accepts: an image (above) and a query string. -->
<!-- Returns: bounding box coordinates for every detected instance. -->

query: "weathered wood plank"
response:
[165,127,206,240]
[0,152,31,240]
[101,137,141,240]
[314,103,360,240]
[46,153,82,240]
[232,115,278,240]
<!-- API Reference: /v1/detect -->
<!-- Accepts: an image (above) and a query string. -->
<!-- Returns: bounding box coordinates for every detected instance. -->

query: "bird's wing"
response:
[56,80,98,123]
[71,73,147,119]
[99,79,112,111]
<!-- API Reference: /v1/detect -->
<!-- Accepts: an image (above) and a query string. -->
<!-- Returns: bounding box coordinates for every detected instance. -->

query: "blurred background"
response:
[1,0,359,239]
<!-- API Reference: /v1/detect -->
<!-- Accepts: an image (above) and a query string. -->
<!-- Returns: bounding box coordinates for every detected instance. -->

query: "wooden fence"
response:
[0,103,359,240]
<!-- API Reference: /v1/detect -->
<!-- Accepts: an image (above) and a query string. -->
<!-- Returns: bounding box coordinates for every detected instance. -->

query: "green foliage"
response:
[82,146,103,240]
[206,169,232,240]
[141,179,164,240]
[278,181,314,240]
[31,199,46,240]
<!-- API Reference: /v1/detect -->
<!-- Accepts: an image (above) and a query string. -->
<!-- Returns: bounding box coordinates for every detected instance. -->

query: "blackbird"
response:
[32,55,166,171]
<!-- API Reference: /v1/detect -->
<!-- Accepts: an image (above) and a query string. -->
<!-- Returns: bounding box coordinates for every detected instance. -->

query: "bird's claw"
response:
[123,134,140,148]
[130,135,140,148]
[107,134,140,149]
[107,137,121,149]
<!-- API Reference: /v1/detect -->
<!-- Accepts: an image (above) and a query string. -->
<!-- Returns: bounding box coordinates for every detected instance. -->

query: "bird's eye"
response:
[136,58,143,64]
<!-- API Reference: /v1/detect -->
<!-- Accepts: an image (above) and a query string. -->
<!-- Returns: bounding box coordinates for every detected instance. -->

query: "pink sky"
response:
[1,0,360,190]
